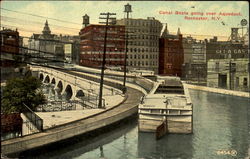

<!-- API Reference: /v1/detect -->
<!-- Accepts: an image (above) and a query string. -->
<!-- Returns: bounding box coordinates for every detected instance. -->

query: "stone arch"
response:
[65,85,73,100]
[44,75,50,83]
[39,73,44,81]
[56,81,63,93]
[76,90,85,99]
[51,78,56,84]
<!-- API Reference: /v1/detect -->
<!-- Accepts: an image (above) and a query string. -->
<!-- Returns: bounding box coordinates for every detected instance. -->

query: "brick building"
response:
[79,24,125,68]
[0,28,20,67]
[159,25,184,76]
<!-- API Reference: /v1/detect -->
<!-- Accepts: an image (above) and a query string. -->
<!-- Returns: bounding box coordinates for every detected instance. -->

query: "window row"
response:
[126,20,161,27]
[129,54,158,59]
[127,61,158,66]
[128,41,158,46]
[128,34,159,40]
[128,47,158,53]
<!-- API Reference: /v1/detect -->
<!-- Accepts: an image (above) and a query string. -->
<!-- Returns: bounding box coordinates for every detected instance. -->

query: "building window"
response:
[243,78,247,86]
[215,62,219,71]
[248,63,250,72]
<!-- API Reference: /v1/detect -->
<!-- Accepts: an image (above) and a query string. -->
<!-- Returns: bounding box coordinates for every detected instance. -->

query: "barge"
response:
[138,76,193,136]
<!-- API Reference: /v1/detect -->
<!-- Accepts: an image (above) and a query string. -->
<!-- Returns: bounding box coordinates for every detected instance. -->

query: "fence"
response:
[36,94,105,112]
[79,95,105,109]
[22,103,43,132]
[36,101,77,112]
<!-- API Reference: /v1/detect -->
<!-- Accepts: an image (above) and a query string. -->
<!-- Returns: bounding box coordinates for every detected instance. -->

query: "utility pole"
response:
[123,3,132,94]
[98,12,116,108]
[229,59,232,90]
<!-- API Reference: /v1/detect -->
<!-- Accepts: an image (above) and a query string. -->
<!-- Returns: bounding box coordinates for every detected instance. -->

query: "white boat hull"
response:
[138,77,193,134]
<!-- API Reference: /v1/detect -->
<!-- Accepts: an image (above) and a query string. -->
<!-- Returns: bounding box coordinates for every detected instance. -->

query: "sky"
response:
[1,1,249,43]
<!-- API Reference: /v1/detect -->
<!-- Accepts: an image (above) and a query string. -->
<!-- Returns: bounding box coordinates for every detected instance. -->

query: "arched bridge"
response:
[34,66,123,101]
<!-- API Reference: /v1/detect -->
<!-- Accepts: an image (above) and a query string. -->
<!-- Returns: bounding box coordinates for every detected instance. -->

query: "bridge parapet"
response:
[30,65,155,96]
[30,66,125,109]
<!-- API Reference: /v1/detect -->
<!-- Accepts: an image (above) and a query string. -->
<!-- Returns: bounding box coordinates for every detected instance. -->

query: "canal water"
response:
[19,90,249,159]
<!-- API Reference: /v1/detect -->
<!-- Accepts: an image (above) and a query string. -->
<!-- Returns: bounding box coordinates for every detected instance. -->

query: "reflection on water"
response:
[19,90,249,159]
[138,132,193,159]
[1,131,21,141]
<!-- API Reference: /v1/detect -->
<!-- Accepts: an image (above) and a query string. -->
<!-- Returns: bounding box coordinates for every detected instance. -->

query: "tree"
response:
[1,75,46,114]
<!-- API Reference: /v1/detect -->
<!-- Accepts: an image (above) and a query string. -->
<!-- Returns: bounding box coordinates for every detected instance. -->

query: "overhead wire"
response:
[1,8,81,25]
[1,15,80,31]
[0,7,238,40]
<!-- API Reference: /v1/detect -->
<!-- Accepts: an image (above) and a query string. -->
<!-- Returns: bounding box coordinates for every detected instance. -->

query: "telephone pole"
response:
[229,59,232,90]
[122,3,132,94]
[98,12,116,108]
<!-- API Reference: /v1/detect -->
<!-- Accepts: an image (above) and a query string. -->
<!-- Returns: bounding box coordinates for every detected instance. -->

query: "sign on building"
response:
[64,44,72,55]
[64,44,72,63]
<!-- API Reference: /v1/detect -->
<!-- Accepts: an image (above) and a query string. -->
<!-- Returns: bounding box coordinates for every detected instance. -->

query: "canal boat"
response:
[138,76,193,136]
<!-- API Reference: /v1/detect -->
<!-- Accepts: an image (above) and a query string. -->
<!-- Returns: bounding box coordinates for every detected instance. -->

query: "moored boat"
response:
[138,76,193,135]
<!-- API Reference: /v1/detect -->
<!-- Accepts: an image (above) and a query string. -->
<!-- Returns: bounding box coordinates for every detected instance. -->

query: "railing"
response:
[23,103,43,132]
[36,101,77,112]
[80,96,105,109]
[35,65,154,95]
[36,94,105,112]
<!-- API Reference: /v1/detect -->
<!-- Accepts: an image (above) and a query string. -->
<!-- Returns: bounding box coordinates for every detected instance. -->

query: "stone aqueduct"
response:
[38,71,86,101]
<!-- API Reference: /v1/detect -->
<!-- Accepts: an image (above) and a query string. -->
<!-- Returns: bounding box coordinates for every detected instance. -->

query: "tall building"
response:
[0,28,20,67]
[206,29,249,91]
[205,36,248,61]
[79,24,125,68]
[182,36,206,83]
[28,20,58,57]
[116,17,163,74]
[28,20,80,64]
[158,25,183,77]
[0,28,25,81]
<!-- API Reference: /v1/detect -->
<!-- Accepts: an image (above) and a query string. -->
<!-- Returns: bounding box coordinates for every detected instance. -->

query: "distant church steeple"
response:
[177,27,181,35]
[161,24,169,38]
[42,20,51,35]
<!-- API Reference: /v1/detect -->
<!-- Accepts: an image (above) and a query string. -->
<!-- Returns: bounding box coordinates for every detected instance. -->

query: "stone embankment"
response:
[184,83,249,98]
